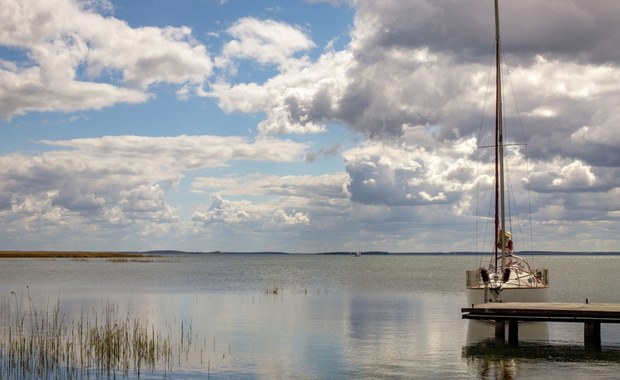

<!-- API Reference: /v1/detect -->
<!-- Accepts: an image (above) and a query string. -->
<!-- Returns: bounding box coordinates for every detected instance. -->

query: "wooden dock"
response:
[462,302,620,351]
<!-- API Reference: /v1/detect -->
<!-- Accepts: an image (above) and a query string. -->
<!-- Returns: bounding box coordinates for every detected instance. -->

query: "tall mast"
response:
[494,0,507,272]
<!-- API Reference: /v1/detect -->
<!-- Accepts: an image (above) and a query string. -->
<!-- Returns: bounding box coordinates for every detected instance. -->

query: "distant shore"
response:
[1,250,620,258]
[0,251,147,258]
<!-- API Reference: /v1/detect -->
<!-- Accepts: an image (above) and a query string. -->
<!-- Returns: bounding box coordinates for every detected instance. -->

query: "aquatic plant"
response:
[0,295,173,379]
[264,284,281,295]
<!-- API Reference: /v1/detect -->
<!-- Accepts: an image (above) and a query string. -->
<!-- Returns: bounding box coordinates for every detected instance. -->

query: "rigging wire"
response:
[501,40,536,255]
[476,41,496,260]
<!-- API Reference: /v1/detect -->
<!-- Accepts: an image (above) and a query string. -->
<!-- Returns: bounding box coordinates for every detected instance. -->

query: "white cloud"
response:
[0,135,308,246]
[211,48,354,135]
[0,0,212,118]
[187,172,353,247]
[191,194,312,226]
[216,17,316,70]
[530,159,596,192]
[39,135,307,171]
[191,195,255,224]
[190,173,349,228]
[553,161,596,188]
[0,64,149,117]
[191,173,349,199]
[272,209,310,225]
[343,139,477,206]
[571,95,620,148]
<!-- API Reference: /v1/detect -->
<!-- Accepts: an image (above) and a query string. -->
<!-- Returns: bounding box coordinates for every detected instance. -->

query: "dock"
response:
[462,302,620,351]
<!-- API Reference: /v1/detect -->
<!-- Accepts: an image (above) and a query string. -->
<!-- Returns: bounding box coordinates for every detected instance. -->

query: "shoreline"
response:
[2,250,620,258]
[0,251,147,258]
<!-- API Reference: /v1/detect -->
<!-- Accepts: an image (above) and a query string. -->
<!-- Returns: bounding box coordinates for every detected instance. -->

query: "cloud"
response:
[39,135,307,170]
[271,209,310,225]
[202,0,620,252]
[188,173,351,246]
[211,47,353,135]
[350,0,620,65]
[529,159,597,193]
[207,1,620,161]
[190,172,350,226]
[191,195,310,226]
[304,143,341,163]
[191,195,255,224]
[188,172,351,250]
[552,161,596,189]
[192,172,349,199]
[216,17,316,71]
[0,63,149,118]
[343,139,477,206]
[0,135,308,245]
[0,0,212,118]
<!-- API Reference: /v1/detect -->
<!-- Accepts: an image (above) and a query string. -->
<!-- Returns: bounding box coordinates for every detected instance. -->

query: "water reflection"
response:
[465,354,517,380]
[463,322,620,379]
[464,339,620,362]
[1,289,468,378]
[463,320,547,379]
[3,255,620,378]
[466,320,549,345]
[347,293,466,378]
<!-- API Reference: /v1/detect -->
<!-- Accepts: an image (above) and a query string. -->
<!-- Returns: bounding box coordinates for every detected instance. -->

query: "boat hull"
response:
[466,285,550,306]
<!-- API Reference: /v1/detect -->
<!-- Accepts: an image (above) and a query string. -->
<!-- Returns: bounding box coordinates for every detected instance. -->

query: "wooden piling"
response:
[494,320,505,343]
[508,320,519,346]
[584,322,601,351]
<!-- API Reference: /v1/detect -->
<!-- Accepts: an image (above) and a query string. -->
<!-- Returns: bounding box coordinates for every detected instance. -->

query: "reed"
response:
[0,294,173,379]
[264,284,281,295]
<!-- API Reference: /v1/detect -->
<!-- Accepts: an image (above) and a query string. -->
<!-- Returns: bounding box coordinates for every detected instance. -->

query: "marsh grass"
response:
[0,251,146,258]
[264,284,281,295]
[0,295,174,379]
[106,258,158,263]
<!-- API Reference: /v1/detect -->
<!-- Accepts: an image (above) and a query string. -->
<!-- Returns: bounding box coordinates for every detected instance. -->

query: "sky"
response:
[1,0,620,253]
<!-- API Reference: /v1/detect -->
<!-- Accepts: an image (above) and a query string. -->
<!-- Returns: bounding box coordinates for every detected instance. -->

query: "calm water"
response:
[1,254,620,379]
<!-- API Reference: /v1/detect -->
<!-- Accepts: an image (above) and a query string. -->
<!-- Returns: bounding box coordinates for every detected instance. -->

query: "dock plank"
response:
[461,302,620,350]
[466,302,620,311]
[463,302,620,319]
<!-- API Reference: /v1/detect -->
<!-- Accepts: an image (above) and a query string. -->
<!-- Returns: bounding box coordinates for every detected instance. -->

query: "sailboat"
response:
[465,0,549,305]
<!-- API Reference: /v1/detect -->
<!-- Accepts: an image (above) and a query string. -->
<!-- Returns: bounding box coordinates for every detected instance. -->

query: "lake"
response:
[1,254,620,379]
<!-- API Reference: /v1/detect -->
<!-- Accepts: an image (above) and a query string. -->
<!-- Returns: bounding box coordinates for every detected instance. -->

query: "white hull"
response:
[466,286,550,306]
[465,255,549,304]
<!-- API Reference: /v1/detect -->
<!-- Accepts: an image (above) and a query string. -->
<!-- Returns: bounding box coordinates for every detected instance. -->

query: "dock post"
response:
[494,320,505,343]
[584,322,601,351]
[508,320,519,346]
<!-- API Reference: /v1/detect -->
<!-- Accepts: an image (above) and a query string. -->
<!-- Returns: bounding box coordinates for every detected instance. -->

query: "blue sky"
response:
[2,0,620,252]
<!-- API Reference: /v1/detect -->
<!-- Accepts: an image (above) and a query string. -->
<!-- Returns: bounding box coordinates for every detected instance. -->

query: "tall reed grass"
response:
[0,294,173,379]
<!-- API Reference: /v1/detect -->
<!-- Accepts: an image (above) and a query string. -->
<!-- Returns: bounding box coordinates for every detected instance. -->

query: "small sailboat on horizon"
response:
[465,0,549,305]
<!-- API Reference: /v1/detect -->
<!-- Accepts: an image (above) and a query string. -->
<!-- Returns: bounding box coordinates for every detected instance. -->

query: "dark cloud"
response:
[304,143,341,163]
[353,0,620,65]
